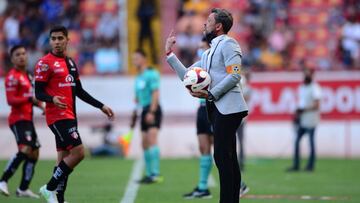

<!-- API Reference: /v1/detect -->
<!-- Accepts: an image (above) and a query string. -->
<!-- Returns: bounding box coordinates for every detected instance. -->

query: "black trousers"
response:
[207,101,248,203]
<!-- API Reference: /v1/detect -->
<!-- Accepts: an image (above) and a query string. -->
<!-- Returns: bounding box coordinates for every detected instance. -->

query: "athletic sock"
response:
[1,152,27,182]
[144,149,152,177]
[149,146,160,176]
[46,161,72,191]
[19,158,37,190]
[197,154,212,190]
[52,167,68,203]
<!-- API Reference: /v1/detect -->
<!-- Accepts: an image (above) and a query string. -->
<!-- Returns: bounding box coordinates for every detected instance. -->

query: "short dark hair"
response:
[134,49,147,58]
[9,45,26,57]
[49,25,68,37]
[211,8,233,34]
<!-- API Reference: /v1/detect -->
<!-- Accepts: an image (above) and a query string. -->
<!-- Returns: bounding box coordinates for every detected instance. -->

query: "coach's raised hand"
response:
[165,30,176,55]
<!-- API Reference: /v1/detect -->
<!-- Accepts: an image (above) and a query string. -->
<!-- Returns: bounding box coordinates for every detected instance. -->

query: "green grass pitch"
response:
[0,158,359,203]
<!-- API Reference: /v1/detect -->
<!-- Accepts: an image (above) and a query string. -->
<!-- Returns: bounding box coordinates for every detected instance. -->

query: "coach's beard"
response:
[204,30,217,44]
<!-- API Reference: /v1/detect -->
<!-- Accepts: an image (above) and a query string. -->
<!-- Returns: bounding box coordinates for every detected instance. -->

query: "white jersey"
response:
[298,82,322,128]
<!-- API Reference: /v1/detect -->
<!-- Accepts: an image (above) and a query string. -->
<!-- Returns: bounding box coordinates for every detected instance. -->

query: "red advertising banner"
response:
[248,80,360,121]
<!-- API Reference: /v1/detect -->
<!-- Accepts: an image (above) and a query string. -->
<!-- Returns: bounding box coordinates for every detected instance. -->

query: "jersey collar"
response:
[50,51,66,58]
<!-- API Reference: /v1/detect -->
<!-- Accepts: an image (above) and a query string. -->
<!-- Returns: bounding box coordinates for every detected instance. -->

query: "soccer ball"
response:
[183,67,211,94]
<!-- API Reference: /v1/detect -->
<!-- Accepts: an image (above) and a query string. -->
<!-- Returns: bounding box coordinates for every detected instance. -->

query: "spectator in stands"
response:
[36,25,51,53]
[79,28,96,72]
[27,42,43,73]
[0,1,7,15]
[40,0,64,24]
[62,0,80,29]
[96,12,119,43]
[3,8,20,48]
[19,27,32,48]
[21,7,45,43]
[259,42,284,70]
[340,7,360,68]
[177,24,202,68]
[268,21,292,54]
[94,40,121,74]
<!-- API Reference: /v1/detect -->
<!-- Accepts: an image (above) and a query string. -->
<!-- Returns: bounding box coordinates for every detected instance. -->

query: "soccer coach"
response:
[165,8,248,203]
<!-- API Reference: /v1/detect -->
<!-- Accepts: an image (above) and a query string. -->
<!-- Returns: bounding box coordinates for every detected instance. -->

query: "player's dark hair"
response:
[211,8,233,34]
[9,45,26,57]
[49,25,68,37]
[135,49,147,58]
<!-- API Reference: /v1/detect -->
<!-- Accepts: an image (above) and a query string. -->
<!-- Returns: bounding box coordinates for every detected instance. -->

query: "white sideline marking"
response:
[120,159,143,203]
[208,174,217,187]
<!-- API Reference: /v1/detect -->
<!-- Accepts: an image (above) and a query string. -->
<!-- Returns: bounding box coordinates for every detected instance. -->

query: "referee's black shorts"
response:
[9,120,40,149]
[197,105,213,135]
[141,105,162,132]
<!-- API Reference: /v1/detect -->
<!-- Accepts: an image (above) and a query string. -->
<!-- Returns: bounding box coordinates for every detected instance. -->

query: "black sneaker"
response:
[137,175,164,184]
[137,176,155,184]
[240,182,250,197]
[183,187,212,199]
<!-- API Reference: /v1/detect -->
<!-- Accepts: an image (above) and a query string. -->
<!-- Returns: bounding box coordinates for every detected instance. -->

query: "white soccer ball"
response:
[183,67,211,94]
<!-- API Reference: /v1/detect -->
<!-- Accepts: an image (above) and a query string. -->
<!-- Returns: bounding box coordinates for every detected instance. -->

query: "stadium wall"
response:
[0,71,359,158]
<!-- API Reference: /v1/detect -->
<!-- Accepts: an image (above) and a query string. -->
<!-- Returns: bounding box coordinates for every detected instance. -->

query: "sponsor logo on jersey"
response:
[65,74,74,82]
[54,61,61,67]
[59,74,76,87]
[54,68,65,73]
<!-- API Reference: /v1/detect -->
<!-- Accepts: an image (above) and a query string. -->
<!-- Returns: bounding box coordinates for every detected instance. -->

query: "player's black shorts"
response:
[141,105,162,132]
[197,105,213,135]
[49,119,82,151]
[9,120,40,149]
